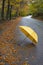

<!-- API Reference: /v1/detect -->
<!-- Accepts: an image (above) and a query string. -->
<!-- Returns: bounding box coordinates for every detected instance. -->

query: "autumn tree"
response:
[11,0,29,17]
[9,5,12,20]
[6,0,10,20]
[1,0,6,20]
[29,0,43,17]
[0,0,29,20]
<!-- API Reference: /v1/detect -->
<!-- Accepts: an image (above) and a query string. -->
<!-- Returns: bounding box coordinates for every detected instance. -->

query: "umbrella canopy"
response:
[19,26,38,45]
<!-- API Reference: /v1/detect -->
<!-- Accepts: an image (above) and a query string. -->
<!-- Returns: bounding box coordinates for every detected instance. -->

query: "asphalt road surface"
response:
[15,16,43,65]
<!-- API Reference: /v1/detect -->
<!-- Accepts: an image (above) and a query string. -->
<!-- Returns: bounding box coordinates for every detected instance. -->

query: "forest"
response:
[0,0,43,20]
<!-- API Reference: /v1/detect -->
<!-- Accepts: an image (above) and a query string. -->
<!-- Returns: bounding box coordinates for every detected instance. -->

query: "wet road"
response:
[15,16,43,65]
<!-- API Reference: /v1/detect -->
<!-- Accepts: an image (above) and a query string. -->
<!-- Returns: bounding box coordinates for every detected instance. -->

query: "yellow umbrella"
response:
[19,26,38,45]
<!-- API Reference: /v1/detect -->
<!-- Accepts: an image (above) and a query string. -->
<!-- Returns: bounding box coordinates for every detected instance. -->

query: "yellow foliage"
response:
[16,0,22,2]
[12,10,16,15]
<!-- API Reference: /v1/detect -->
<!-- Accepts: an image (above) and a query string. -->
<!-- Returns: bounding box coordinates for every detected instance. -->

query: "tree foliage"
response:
[0,0,29,20]
[0,0,43,20]
[29,0,43,17]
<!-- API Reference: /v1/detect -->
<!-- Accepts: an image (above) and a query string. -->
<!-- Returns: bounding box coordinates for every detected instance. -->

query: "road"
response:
[15,16,43,65]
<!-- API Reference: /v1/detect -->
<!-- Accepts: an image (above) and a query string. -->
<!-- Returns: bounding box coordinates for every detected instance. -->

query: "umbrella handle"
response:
[21,37,27,43]
[17,37,27,45]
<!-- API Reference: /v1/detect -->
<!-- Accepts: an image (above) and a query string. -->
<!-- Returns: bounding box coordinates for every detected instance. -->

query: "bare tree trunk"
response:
[1,0,5,20]
[6,0,10,20]
[9,5,12,20]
